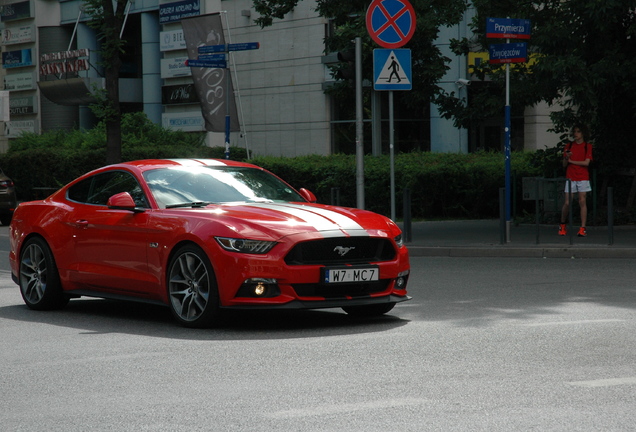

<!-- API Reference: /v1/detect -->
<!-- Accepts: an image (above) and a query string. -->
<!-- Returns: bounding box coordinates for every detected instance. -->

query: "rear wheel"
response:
[19,237,68,310]
[167,244,220,328]
[342,302,395,317]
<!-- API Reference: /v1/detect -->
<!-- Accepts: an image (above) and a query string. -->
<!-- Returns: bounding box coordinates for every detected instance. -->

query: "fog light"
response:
[236,278,281,298]
[254,282,266,296]
[395,270,409,289]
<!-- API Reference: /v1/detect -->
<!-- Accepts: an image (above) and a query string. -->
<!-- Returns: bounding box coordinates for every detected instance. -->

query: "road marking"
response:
[568,377,636,388]
[524,319,624,327]
[266,398,428,419]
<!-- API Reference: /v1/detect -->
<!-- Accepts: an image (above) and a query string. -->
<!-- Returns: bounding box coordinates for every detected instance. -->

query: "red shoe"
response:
[577,227,587,237]
[558,224,567,236]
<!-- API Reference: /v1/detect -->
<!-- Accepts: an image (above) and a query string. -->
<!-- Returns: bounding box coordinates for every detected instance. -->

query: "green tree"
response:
[82,0,129,164]
[253,0,469,124]
[450,0,636,170]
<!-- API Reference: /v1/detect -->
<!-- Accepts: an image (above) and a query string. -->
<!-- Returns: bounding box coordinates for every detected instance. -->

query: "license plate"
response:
[323,267,379,284]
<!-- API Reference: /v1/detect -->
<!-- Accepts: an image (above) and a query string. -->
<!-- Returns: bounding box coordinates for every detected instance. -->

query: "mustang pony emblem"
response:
[334,246,355,256]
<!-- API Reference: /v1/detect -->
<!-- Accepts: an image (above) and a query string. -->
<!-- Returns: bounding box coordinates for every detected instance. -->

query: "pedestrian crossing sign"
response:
[373,49,412,91]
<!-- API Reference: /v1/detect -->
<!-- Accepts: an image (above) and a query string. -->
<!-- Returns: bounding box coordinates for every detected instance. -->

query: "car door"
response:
[67,170,156,296]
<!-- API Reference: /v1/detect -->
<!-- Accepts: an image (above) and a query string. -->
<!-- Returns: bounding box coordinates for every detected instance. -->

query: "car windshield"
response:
[144,166,305,208]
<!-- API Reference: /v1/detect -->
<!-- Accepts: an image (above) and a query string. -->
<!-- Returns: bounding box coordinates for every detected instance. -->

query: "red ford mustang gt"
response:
[9,159,410,327]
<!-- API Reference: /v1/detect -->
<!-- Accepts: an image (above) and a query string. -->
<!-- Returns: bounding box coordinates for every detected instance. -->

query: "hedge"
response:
[0,146,543,219]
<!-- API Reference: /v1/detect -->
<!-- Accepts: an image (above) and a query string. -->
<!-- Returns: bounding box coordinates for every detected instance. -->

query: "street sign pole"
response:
[367,0,416,219]
[505,58,511,241]
[389,90,395,221]
[355,37,365,210]
[225,46,231,159]
[487,17,531,242]
[191,42,260,159]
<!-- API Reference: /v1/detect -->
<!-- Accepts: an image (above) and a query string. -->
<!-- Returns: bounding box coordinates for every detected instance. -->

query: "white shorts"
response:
[564,180,591,193]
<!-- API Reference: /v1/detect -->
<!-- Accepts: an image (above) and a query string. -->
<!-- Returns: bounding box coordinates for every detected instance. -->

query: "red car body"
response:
[9,159,410,327]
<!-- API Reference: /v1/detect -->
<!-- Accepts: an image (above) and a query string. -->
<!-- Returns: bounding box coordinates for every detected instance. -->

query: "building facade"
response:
[0,0,559,155]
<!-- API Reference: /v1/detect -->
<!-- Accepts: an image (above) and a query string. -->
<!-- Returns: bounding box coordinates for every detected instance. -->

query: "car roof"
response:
[111,158,261,173]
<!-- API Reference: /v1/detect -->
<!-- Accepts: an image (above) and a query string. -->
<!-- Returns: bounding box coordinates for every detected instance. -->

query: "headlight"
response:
[215,237,276,254]
[394,234,404,248]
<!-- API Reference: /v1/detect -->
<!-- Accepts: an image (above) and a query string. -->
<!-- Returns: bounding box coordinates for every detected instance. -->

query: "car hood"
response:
[192,202,399,241]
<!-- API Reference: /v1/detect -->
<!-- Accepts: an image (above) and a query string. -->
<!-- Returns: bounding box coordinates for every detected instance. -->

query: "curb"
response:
[407,246,636,259]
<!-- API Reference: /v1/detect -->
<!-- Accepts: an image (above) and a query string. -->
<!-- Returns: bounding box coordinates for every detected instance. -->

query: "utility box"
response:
[522,177,543,200]
[522,177,565,213]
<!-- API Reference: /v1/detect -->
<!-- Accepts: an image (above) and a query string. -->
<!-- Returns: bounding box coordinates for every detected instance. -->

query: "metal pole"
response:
[504,60,511,242]
[355,37,365,209]
[608,187,614,245]
[535,178,540,244]
[389,90,396,221]
[225,45,231,159]
[567,179,573,245]
[499,187,505,245]
[403,188,412,243]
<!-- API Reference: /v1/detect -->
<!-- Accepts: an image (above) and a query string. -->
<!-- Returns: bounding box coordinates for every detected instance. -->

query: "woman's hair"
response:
[571,123,590,141]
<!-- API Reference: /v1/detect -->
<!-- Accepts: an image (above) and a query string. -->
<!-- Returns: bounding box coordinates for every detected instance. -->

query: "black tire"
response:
[0,215,11,226]
[167,244,221,328]
[342,302,395,317]
[19,237,69,310]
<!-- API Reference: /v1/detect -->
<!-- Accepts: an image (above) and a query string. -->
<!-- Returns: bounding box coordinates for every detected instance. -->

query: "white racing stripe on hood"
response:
[243,203,368,234]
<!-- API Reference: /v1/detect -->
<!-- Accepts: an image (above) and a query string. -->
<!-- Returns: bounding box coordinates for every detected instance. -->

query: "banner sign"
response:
[2,24,35,45]
[2,48,33,68]
[486,18,531,39]
[488,42,527,64]
[39,49,90,77]
[1,1,32,22]
[162,84,199,105]
[160,30,187,52]
[162,112,205,132]
[160,57,192,78]
[3,71,35,90]
[10,95,36,115]
[4,120,36,138]
[159,0,201,24]
[181,13,239,133]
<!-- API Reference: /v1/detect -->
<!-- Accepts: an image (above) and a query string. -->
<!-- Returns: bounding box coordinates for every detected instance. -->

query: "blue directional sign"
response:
[197,54,226,61]
[373,49,411,90]
[186,59,227,68]
[488,42,527,64]
[198,42,260,54]
[486,17,531,39]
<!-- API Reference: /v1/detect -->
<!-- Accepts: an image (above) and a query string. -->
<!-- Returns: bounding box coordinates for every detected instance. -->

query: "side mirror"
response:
[299,188,317,203]
[107,192,144,212]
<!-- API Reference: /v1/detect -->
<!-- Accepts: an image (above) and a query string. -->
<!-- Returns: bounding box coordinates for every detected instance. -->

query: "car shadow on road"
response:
[0,298,410,340]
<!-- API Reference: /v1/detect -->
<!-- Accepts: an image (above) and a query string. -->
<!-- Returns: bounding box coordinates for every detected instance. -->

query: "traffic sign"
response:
[486,18,531,39]
[198,42,260,54]
[366,0,416,49]
[373,49,411,90]
[197,54,226,62]
[488,42,527,64]
[186,59,227,68]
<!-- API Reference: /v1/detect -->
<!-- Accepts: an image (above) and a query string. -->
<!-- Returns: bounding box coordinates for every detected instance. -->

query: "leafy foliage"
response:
[2,113,248,200]
[449,0,636,171]
[253,0,469,112]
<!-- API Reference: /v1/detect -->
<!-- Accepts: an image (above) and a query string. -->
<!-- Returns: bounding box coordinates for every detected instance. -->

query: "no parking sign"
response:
[366,0,416,48]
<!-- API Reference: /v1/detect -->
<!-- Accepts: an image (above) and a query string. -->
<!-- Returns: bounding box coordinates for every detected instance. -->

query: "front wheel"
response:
[342,302,395,317]
[19,237,68,310]
[167,244,221,328]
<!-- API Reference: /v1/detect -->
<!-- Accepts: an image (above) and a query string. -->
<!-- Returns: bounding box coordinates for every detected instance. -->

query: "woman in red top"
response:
[559,124,593,237]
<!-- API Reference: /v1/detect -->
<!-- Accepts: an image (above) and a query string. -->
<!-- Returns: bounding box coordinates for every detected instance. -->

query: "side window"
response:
[67,171,149,208]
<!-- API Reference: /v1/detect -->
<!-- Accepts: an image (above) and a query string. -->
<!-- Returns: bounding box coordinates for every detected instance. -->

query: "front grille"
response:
[292,280,390,299]
[284,237,396,265]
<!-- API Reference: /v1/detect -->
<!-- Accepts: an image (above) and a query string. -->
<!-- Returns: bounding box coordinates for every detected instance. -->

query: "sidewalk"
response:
[402,220,636,258]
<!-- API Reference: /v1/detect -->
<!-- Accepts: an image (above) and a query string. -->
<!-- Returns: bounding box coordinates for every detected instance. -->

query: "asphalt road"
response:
[1,250,635,431]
